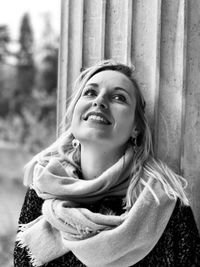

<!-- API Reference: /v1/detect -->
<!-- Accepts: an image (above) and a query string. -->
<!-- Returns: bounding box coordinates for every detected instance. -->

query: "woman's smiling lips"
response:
[83,111,112,125]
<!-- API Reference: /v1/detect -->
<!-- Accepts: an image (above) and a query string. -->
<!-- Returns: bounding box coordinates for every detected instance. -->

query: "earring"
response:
[72,139,80,149]
[129,136,137,147]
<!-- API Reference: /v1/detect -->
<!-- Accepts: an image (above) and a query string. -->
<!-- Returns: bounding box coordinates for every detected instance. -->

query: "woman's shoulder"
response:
[18,187,44,224]
[168,198,200,244]
[170,198,199,230]
[133,199,200,266]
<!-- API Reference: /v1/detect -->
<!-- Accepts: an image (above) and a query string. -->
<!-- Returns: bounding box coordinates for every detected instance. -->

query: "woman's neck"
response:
[80,144,125,180]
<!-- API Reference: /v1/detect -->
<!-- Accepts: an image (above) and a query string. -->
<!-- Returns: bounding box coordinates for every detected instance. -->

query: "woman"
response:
[14,60,200,266]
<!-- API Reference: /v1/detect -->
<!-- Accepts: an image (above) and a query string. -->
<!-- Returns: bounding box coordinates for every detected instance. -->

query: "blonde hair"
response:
[24,59,189,208]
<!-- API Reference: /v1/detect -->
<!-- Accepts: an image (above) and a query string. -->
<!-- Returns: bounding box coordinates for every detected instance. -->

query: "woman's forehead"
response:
[85,70,136,98]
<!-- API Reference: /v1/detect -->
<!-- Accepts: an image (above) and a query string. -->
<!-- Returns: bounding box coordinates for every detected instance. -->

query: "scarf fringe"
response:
[18,223,29,231]
[17,225,43,267]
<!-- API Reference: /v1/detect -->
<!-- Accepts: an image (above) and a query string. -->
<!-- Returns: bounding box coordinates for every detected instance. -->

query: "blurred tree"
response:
[35,14,58,124]
[0,25,15,118]
[40,44,58,95]
[0,64,17,117]
[0,25,10,61]
[0,13,58,151]
[13,14,36,117]
[18,13,34,66]
[18,13,59,150]
[38,44,58,123]
[39,13,58,95]
[12,13,36,141]
[24,38,58,152]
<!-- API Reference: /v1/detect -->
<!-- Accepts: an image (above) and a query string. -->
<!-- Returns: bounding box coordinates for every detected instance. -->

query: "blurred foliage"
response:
[18,13,34,66]
[0,12,59,267]
[0,234,14,267]
[0,25,10,43]
[0,13,58,153]
[0,25,10,61]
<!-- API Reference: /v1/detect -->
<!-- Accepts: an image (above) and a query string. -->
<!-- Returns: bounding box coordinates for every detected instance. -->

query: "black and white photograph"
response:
[0,1,200,266]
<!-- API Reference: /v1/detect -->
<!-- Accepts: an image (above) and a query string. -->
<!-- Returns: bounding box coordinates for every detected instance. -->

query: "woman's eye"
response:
[82,88,97,97]
[113,94,127,103]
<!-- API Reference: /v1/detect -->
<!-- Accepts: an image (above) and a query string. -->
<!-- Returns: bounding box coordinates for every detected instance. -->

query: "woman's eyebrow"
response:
[84,83,99,88]
[114,87,131,98]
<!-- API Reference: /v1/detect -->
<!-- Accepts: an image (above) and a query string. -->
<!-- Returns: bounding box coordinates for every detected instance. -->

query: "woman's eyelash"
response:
[113,94,127,102]
[82,89,127,103]
[82,88,97,96]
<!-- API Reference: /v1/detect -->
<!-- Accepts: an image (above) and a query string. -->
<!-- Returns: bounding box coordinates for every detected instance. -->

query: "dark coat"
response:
[14,188,200,267]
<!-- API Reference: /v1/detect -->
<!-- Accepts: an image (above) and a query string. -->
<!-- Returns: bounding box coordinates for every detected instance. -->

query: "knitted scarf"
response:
[17,146,176,267]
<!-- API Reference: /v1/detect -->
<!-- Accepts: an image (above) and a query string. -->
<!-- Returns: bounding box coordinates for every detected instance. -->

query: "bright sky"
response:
[0,0,61,41]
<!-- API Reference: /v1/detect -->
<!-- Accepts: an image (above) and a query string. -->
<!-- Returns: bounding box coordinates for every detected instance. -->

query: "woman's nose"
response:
[92,96,108,109]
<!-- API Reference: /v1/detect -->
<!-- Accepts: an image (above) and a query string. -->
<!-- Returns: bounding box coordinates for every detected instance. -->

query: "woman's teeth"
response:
[87,115,109,124]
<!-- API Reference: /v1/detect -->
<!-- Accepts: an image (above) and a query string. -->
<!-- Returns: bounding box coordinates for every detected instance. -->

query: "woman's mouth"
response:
[83,112,111,125]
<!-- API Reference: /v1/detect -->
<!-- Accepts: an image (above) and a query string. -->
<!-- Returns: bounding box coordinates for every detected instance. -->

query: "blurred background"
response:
[0,1,60,266]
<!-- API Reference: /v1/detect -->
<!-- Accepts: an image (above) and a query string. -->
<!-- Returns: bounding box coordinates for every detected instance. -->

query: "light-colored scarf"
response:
[17,146,176,267]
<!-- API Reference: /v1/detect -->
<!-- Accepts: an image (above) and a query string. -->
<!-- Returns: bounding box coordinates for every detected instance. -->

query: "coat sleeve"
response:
[13,188,44,267]
[173,203,200,266]
[13,188,86,267]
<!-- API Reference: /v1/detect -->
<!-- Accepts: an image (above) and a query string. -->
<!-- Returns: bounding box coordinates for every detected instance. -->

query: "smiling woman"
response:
[14,60,200,267]
[71,70,137,181]
[71,70,136,176]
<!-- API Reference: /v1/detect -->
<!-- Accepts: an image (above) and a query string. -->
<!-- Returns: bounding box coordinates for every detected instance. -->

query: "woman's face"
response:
[71,70,136,150]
